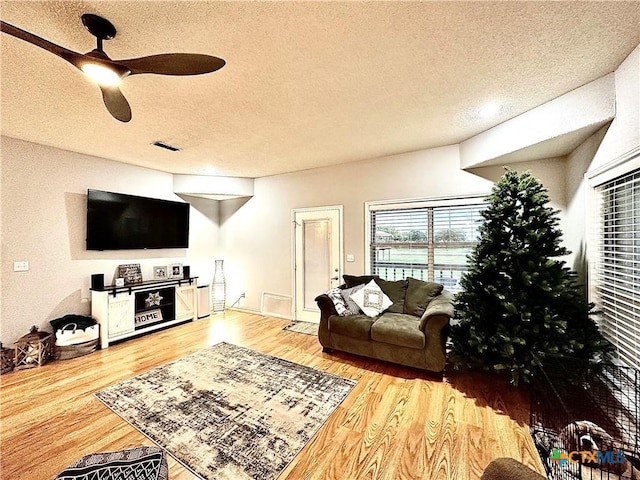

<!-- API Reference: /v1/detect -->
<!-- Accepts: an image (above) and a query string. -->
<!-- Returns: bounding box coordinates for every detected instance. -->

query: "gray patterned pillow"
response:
[325,287,348,316]
[341,284,364,315]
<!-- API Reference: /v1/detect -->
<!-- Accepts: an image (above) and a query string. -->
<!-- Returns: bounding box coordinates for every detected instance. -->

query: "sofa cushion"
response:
[375,278,408,313]
[371,313,425,349]
[329,314,376,340]
[350,280,393,317]
[403,277,444,317]
[343,274,380,288]
[341,284,364,315]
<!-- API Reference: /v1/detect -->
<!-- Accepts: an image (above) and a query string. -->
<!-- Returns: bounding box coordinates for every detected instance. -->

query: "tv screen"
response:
[86,189,190,250]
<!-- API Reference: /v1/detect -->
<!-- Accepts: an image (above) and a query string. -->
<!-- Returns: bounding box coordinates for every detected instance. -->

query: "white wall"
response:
[218,145,572,315]
[563,126,609,281]
[0,136,219,344]
[219,145,486,313]
[563,45,640,288]
[591,45,640,170]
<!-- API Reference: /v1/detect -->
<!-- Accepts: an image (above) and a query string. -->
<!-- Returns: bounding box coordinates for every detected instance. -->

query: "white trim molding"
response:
[587,145,640,187]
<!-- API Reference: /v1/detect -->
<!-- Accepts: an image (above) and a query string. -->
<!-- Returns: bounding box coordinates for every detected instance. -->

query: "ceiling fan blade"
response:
[118,53,225,76]
[0,20,85,69]
[100,85,132,122]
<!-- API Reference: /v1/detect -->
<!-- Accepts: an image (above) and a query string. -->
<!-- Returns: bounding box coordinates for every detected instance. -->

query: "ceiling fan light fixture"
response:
[81,62,122,86]
[1,15,225,121]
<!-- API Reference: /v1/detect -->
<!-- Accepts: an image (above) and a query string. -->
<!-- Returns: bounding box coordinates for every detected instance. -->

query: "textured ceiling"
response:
[1,1,639,178]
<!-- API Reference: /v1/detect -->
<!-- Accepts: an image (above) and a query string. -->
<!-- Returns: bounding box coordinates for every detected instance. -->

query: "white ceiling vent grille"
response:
[152,141,181,152]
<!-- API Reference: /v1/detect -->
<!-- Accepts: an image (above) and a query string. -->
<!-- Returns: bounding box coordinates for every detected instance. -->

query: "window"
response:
[594,167,640,368]
[367,198,486,292]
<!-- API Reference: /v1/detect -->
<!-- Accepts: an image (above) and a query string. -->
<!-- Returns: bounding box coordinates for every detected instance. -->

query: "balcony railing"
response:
[372,262,463,290]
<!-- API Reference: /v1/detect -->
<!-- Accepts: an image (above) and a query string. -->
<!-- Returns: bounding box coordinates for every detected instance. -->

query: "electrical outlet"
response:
[13,261,29,272]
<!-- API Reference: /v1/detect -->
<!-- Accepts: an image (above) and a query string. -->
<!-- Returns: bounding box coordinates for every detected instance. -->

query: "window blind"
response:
[369,201,485,291]
[594,168,640,368]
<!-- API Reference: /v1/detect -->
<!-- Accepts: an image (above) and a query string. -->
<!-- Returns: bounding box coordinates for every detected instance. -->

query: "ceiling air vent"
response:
[152,141,182,152]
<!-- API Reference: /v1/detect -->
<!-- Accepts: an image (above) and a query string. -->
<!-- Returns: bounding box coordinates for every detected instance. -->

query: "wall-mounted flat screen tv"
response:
[86,189,190,250]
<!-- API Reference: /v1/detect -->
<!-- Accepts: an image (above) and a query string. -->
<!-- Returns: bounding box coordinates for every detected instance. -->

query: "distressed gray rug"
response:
[95,342,355,480]
[283,321,318,336]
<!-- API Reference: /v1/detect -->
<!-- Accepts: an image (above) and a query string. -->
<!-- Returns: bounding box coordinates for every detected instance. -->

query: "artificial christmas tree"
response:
[449,169,612,385]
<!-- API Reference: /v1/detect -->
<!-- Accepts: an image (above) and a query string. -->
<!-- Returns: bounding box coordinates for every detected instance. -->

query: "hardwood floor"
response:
[0,311,544,479]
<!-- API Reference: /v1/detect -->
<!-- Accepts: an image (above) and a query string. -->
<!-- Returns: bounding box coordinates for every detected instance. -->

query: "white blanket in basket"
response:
[55,323,99,346]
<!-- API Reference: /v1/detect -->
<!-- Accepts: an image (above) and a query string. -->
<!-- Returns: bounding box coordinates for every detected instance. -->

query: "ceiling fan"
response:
[0,14,226,122]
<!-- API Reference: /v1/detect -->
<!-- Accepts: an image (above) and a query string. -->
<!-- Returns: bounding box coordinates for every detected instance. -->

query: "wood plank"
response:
[0,311,544,479]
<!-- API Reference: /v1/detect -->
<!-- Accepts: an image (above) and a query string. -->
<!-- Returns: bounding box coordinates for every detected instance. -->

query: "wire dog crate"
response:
[530,357,639,479]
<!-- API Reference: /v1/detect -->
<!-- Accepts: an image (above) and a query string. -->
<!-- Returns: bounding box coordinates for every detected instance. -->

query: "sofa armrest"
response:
[315,294,336,347]
[419,290,454,330]
[315,293,337,317]
[417,290,454,372]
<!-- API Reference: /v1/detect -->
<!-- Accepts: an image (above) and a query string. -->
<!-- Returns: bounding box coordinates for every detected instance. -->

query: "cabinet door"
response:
[108,295,135,337]
[176,285,196,321]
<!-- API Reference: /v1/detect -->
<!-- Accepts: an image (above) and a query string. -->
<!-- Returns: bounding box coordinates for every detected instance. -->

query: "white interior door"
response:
[294,207,343,323]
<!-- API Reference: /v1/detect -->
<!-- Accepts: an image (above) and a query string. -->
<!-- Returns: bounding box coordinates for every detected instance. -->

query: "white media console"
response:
[91,277,198,348]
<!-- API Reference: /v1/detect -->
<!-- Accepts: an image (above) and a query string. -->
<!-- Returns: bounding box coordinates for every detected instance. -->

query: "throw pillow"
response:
[343,274,380,288]
[403,277,444,317]
[325,287,348,316]
[341,284,364,315]
[375,278,408,314]
[350,279,393,317]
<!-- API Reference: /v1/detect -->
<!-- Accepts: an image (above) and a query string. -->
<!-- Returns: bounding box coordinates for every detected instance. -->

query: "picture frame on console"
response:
[118,263,143,285]
[153,266,168,280]
[168,264,183,279]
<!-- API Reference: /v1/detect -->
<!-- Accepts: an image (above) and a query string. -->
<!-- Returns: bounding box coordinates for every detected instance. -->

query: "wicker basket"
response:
[54,339,99,360]
[1,343,14,374]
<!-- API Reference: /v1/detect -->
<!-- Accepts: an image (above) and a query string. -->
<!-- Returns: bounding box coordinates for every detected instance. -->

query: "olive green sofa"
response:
[315,275,454,373]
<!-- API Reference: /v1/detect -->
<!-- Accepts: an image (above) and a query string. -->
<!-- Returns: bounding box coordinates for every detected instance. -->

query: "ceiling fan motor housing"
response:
[82,14,117,41]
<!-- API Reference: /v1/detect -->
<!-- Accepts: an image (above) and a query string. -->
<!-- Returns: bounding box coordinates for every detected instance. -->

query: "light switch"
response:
[346,254,355,262]
[14,261,29,272]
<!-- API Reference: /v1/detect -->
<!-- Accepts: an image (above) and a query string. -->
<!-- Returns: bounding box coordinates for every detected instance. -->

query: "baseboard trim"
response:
[226,306,293,321]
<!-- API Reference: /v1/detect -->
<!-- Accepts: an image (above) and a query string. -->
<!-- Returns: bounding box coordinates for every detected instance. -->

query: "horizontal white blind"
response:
[370,202,485,291]
[595,168,640,368]
[433,205,483,244]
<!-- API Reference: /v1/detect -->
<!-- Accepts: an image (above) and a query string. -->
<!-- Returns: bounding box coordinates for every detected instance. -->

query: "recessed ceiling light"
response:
[479,103,502,118]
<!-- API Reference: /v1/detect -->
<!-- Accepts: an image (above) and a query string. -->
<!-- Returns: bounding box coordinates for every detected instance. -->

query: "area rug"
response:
[283,321,318,336]
[95,342,355,480]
